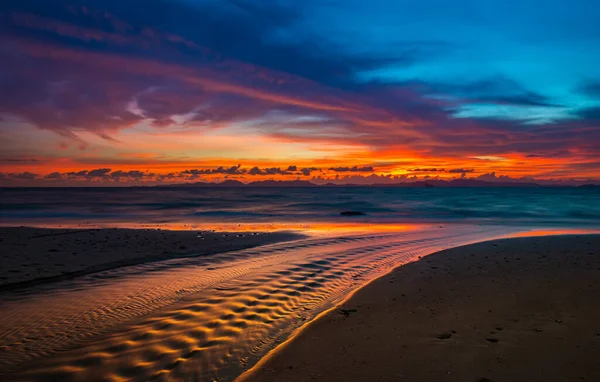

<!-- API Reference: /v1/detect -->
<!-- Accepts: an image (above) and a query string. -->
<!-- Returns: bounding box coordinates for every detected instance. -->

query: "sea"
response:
[1,186,599,228]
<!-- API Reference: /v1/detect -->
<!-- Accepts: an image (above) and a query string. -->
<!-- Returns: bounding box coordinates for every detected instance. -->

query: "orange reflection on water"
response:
[512,228,600,237]
[4,220,426,236]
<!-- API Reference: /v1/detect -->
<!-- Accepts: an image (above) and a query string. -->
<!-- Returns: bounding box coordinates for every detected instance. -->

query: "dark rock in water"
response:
[340,211,366,216]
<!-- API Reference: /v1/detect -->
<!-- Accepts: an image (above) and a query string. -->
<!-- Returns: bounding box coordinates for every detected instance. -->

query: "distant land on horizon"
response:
[161,179,599,188]
[3,179,600,189]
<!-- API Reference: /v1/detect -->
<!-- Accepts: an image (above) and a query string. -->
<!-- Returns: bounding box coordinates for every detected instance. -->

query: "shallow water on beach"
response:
[0,224,536,381]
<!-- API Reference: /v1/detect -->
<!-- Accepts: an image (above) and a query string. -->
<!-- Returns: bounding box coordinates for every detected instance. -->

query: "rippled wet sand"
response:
[0,225,524,381]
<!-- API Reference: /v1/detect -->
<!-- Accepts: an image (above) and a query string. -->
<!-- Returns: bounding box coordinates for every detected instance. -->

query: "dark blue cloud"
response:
[580,81,600,98]
[577,107,600,121]
[405,76,562,108]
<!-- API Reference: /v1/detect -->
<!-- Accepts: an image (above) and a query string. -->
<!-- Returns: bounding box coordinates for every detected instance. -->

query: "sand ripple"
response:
[0,225,522,381]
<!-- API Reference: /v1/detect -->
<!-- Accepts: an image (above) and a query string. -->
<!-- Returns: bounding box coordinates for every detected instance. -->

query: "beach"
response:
[243,235,600,382]
[1,224,530,380]
[0,227,303,289]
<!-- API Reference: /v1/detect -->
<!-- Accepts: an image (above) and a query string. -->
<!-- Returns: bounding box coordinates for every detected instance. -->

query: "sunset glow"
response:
[1,0,599,186]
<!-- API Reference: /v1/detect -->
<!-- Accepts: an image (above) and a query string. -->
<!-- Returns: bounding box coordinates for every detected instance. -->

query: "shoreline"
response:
[0,227,305,292]
[2,228,599,381]
[1,225,521,380]
[241,234,600,382]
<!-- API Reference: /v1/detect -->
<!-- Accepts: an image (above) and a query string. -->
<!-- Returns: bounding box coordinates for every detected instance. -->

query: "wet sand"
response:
[0,225,527,381]
[0,227,303,289]
[243,235,600,382]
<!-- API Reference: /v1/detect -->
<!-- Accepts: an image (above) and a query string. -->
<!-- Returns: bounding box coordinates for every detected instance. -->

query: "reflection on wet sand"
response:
[1,225,527,381]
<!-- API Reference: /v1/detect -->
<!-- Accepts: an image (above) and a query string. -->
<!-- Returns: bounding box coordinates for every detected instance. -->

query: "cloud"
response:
[247,166,293,176]
[110,170,152,179]
[59,168,152,180]
[0,0,433,152]
[301,167,319,176]
[0,158,39,163]
[1,165,598,187]
[471,156,509,161]
[526,151,573,158]
[44,172,63,179]
[329,166,374,172]
[407,168,476,174]
[11,165,325,184]
[86,168,112,177]
[410,76,561,108]
[178,165,314,177]
[247,167,264,175]
[579,81,600,98]
[448,168,475,173]
[406,168,476,174]
[408,168,444,172]
[10,171,39,180]
[576,107,600,121]
[182,165,245,175]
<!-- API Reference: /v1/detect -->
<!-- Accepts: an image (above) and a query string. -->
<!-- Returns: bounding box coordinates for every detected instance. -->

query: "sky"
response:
[1,0,599,186]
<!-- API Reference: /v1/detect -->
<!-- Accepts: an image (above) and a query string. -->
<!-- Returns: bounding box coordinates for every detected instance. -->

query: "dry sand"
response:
[243,235,600,382]
[0,227,303,289]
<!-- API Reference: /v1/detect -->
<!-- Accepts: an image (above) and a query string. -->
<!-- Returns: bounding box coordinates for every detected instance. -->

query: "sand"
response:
[0,227,303,289]
[1,225,523,380]
[242,235,600,382]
